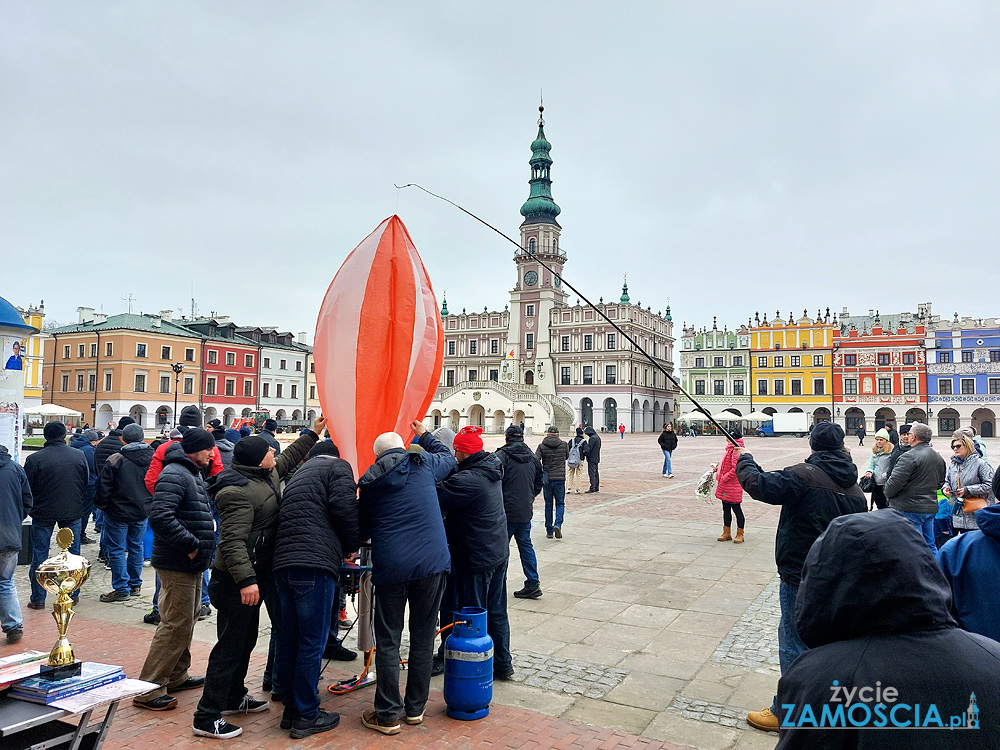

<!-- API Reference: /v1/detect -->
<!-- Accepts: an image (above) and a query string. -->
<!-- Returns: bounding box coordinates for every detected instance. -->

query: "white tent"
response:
[677,410,712,422]
[742,411,774,422]
[716,410,743,420]
[23,403,84,418]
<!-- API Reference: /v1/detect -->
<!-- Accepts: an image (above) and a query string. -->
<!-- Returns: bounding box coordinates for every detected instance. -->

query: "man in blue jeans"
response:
[23,421,88,609]
[0,445,33,644]
[535,426,569,539]
[497,425,545,598]
[885,422,947,552]
[734,421,867,733]
[273,441,358,739]
[95,424,153,602]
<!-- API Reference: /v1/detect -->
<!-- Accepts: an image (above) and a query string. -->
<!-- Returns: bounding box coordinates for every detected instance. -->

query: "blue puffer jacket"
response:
[937,503,1000,643]
[0,447,32,552]
[70,435,97,487]
[358,432,456,586]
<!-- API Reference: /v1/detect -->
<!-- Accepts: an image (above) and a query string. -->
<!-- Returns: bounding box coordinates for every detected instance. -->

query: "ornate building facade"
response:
[676,320,751,417]
[928,316,1000,437]
[427,108,677,434]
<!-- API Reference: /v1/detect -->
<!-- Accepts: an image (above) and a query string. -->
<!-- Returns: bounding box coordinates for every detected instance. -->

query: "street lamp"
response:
[171,363,184,428]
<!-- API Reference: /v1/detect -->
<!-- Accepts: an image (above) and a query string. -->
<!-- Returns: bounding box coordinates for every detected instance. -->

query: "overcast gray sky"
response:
[3,2,999,342]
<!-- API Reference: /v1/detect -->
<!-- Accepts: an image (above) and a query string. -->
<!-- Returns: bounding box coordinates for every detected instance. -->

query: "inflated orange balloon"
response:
[313,216,444,477]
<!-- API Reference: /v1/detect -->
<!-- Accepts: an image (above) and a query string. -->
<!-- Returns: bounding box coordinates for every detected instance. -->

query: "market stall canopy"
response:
[677,410,712,421]
[23,403,84,418]
[716,410,743,420]
[742,411,774,422]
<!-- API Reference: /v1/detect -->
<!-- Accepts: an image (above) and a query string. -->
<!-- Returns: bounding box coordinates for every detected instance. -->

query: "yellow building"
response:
[17,302,47,410]
[749,310,835,424]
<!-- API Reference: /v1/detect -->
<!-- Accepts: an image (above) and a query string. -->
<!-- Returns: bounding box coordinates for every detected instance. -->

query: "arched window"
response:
[528,238,536,253]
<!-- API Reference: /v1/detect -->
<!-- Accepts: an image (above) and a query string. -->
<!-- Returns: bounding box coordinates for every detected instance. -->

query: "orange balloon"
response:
[313,216,444,477]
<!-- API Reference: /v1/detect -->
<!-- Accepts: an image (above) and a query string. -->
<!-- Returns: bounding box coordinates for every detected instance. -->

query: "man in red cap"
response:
[437,426,513,680]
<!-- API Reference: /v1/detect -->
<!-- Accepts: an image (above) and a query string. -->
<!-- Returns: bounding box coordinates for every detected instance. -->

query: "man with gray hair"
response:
[358,421,456,735]
[884,421,946,552]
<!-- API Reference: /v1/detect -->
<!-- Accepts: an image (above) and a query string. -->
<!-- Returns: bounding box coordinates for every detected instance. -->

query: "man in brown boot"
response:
[734,422,866,732]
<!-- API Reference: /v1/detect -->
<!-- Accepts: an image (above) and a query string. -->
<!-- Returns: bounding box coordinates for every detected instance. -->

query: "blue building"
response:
[927,318,1000,437]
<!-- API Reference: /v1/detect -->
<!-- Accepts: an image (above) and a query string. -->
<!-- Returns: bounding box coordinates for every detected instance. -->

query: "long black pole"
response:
[395,184,738,446]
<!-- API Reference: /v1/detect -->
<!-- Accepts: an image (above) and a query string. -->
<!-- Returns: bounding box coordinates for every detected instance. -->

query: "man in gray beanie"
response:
[733,420,867,733]
[96,423,154,602]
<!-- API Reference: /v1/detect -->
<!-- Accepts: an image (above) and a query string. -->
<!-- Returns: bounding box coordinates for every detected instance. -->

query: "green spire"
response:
[440,294,449,319]
[620,276,630,304]
[519,105,561,226]
[664,304,672,322]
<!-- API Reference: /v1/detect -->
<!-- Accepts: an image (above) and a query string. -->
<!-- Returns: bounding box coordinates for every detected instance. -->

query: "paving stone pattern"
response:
[668,695,753,731]
[711,574,781,673]
[510,650,629,698]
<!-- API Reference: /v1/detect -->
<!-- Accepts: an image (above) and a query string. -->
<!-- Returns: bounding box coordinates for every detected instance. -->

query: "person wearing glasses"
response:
[943,432,995,535]
[884,422,947,552]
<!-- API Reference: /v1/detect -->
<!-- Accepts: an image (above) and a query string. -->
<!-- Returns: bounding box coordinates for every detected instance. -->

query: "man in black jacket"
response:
[134,429,217,712]
[775,511,1000,748]
[95,416,133,474]
[272,441,358,739]
[584,426,602,493]
[536,426,569,538]
[497,426,544,599]
[261,419,281,455]
[23,421,88,609]
[886,423,912,477]
[96,424,153,602]
[735,422,867,733]
[438,425,513,680]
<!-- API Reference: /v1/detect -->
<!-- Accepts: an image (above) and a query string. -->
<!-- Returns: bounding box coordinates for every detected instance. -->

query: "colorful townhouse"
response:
[676,320,751,417]
[15,302,47,410]
[833,313,928,435]
[747,310,835,425]
[928,316,1000,437]
[177,316,259,425]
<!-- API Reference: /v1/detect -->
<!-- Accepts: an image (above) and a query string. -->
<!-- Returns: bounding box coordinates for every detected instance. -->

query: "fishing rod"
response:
[394,183,739,447]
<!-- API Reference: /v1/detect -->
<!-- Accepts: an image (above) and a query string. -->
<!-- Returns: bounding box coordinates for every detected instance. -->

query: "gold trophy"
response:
[35,528,90,680]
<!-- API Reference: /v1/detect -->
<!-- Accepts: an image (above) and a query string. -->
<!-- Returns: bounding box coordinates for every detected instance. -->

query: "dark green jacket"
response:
[209,431,318,588]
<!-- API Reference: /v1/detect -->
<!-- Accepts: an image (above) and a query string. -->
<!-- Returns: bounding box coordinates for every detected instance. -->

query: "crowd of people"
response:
[2,410,999,745]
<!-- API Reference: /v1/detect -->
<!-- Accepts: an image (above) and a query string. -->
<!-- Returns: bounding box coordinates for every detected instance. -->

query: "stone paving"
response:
[9,433,987,749]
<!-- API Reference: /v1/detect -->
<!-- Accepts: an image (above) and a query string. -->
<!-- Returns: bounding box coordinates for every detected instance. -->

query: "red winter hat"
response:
[453,425,484,454]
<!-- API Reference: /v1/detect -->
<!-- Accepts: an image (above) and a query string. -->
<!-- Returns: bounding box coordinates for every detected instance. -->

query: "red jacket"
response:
[144,439,223,495]
[715,438,746,503]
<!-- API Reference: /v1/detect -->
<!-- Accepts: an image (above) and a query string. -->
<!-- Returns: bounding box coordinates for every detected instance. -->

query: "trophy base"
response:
[39,661,82,682]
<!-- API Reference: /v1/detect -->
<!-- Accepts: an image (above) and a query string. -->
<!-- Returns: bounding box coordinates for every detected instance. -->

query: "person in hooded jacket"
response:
[0,445,32,644]
[134,429,217,712]
[498,425,545,598]
[438,425,513,681]
[942,431,994,535]
[775,510,1000,749]
[212,426,235,469]
[358,421,455,735]
[95,416,134,475]
[937,501,1000,643]
[584,426,602,492]
[714,429,746,542]
[536,426,569,538]
[23,421,88,609]
[658,423,678,478]
[191,418,322,739]
[272,440,358,740]
[70,429,100,544]
[146,406,224,495]
[95,423,153,602]
[735,421,867,733]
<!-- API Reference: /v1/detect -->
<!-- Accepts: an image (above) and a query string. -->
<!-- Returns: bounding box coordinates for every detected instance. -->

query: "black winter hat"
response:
[308,441,341,459]
[729,428,743,440]
[505,425,524,443]
[117,416,135,429]
[207,418,222,429]
[179,405,203,427]
[212,427,227,441]
[43,421,67,441]
[181,428,215,454]
[263,419,278,432]
[899,424,912,435]
[234,436,271,467]
[809,421,845,452]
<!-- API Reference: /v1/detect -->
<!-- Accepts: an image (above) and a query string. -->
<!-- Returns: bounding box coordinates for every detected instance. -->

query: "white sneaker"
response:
[667,474,674,478]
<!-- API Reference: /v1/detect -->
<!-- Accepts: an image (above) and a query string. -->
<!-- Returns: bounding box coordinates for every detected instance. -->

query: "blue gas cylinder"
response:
[443,607,493,720]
